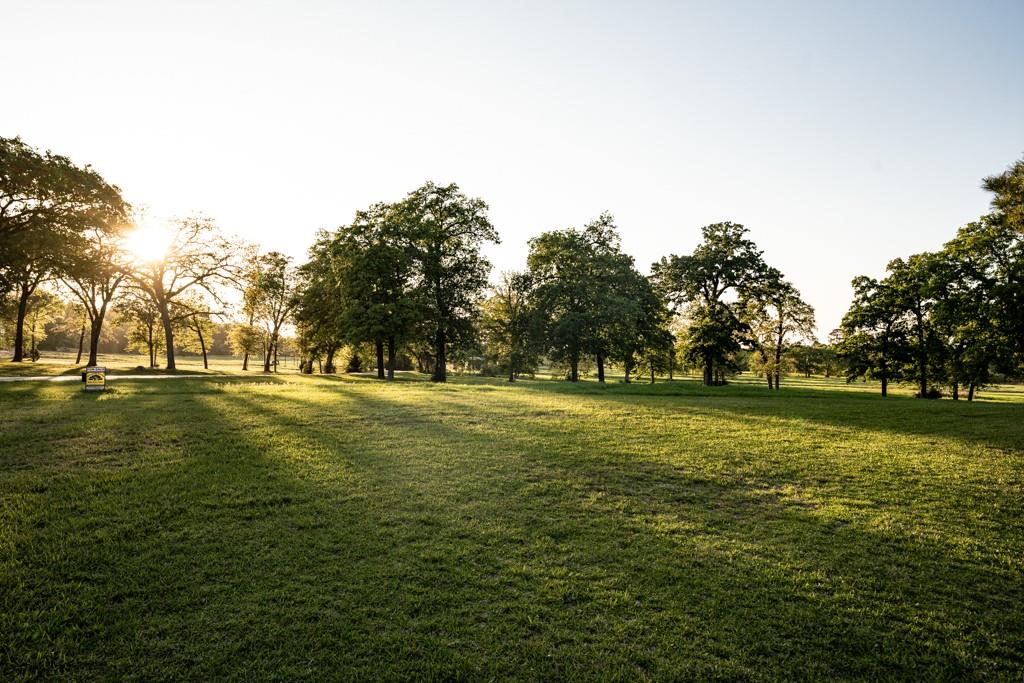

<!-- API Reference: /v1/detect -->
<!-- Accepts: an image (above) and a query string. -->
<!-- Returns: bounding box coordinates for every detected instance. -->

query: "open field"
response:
[0,351,294,377]
[1,372,1023,680]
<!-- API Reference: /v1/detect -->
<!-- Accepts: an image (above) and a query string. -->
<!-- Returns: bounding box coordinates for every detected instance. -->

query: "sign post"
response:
[84,367,106,392]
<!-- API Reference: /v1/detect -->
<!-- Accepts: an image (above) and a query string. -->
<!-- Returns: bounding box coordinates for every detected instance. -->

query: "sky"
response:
[3,0,1022,334]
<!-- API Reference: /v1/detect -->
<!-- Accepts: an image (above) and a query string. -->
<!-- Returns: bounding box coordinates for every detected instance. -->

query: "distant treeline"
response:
[2,135,1021,398]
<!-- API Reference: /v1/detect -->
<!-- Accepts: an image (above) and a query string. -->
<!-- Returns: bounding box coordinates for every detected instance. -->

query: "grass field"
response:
[0,351,293,377]
[2,366,1023,680]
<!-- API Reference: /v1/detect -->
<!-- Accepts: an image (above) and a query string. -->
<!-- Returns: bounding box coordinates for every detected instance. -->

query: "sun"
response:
[123,221,174,264]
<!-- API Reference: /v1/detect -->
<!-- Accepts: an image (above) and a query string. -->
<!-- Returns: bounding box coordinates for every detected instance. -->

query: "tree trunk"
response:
[195,317,208,369]
[881,375,888,397]
[376,338,385,379]
[325,346,336,374]
[273,342,278,372]
[650,366,655,384]
[569,347,579,382]
[242,351,249,371]
[87,312,104,366]
[386,336,396,381]
[508,364,515,383]
[596,353,605,383]
[432,328,446,382]
[148,324,156,367]
[968,382,976,402]
[773,329,784,389]
[75,325,85,365]
[916,315,928,398]
[12,283,33,362]
[703,358,713,386]
[952,383,959,401]
[264,336,274,372]
[767,372,774,390]
[158,294,176,370]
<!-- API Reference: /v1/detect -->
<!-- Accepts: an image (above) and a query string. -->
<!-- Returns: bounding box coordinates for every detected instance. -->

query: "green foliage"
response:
[654,222,769,385]
[983,154,1024,232]
[20,289,64,358]
[676,303,744,383]
[227,323,261,357]
[528,213,661,382]
[479,271,543,381]
[0,136,128,361]
[837,275,910,395]
[243,251,299,372]
[740,269,815,389]
[293,230,345,369]
[332,203,423,376]
[401,182,499,382]
[839,209,1023,399]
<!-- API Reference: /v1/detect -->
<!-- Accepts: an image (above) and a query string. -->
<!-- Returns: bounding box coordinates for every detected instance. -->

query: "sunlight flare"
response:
[123,220,173,264]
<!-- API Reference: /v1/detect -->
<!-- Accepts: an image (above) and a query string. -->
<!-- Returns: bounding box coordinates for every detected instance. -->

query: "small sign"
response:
[84,367,106,391]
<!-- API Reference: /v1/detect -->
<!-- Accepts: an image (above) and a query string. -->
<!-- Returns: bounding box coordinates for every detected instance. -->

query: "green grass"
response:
[1,373,1022,680]
[0,351,286,377]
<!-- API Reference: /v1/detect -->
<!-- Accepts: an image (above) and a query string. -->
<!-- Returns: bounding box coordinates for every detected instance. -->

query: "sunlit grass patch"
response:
[1,374,1022,679]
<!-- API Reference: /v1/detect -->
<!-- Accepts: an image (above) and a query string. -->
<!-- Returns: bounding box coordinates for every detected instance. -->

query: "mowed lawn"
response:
[1,374,1022,680]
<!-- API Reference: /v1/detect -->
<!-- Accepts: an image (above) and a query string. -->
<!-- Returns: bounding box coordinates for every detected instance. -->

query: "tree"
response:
[119,289,164,367]
[609,272,673,384]
[293,231,345,374]
[741,270,816,389]
[1,136,128,361]
[53,301,90,365]
[886,254,941,398]
[228,323,263,371]
[402,182,498,382]
[653,222,769,386]
[246,252,299,373]
[676,303,745,384]
[131,216,236,370]
[528,214,648,382]
[175,302,216,370]
[837,275,909,396]
[332,204,422,381]
[983,155,1024,232]
[929,215,1021,399]
[480,271,542,382]
[60,218,132,366]
[21,289,64,361]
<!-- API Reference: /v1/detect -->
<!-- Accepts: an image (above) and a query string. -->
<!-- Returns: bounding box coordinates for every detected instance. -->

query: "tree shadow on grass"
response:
[5,379,1021,679]
[219,387,1021,679]
[504,376,1024,454]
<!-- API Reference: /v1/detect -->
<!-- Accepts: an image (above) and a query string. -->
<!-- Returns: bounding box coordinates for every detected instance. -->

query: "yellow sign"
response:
[85,367,106,391]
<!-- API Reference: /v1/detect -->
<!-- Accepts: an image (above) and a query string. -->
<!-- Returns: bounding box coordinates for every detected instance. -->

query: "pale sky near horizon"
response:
[3,0,1022,334]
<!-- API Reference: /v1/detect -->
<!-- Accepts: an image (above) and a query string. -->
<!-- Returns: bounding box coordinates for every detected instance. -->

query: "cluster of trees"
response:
[1,136,300,372]
[293,200,817,387]
[652,222,815,387]
[295,182,497,382]
[836,158,1024,400]
[0,136,820,387]
[5,133,1021,397]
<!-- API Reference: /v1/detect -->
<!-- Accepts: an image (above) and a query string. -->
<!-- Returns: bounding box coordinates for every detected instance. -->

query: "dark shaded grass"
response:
[1,376,1022,680]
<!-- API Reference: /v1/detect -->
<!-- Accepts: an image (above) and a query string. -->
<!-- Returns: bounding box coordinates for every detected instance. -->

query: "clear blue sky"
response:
[4,0,1022,333]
